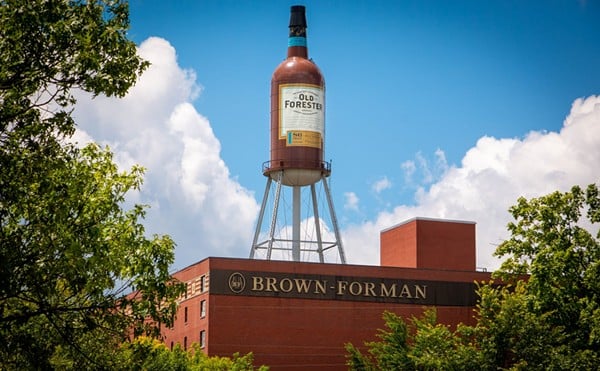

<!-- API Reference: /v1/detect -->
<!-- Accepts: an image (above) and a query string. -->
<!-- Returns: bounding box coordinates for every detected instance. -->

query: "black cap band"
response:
[289,5,306,37]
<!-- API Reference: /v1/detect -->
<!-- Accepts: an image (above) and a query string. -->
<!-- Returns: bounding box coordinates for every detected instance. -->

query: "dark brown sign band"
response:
[210,269,478,307]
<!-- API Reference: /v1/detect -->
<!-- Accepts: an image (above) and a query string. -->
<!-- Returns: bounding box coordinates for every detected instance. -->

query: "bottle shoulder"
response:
[272,56,324,84]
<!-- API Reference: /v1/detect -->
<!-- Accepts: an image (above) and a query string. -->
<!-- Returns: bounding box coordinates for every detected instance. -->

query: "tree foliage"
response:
[347,183,600,370]
[0,0,183,368]
[118,337,269,371]
[485,183,600,369]
[346,309,482,370]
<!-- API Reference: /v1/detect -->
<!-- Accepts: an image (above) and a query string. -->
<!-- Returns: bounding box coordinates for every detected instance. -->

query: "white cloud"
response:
[372,177,392,194]
[400,150,448,189]
[434,148,449,174]
[401,160,416,181]
[415,152,433,184]
[342,95,600,271]
[344,192,360,211]
[72,37,259,269]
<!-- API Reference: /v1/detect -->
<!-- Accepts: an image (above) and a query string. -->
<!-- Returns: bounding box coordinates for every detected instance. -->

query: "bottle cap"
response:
[289,5,306,28]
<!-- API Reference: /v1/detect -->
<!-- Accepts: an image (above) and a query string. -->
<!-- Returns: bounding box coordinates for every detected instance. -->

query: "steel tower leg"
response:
[311,183,325,263]
[250,177,273,259]
[292,185,301,261]
[266,171,284,260]
[323,176,346,264]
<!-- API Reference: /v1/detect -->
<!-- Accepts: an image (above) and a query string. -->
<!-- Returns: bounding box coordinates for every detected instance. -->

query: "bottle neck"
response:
[287,27,308,59]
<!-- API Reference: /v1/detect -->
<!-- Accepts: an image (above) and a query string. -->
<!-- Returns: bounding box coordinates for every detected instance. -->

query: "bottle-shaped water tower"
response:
[250,5,346,263]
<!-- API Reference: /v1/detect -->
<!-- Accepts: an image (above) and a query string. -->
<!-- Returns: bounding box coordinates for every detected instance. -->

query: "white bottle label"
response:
[279,84,324,148]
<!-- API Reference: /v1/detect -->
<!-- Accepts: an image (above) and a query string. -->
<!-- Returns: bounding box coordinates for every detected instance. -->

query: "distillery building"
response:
[162,217,492,370]
[159,6,492,370]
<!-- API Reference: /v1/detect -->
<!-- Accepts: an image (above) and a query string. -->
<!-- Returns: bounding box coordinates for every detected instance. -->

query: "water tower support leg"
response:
[292,185,301,261]
[323,175,346,264]
[250,177,273,259]
[266,171,284,260]
[310,183,325,263]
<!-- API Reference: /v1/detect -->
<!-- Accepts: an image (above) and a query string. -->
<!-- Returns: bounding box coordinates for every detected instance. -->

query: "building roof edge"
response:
[380,217,476,233]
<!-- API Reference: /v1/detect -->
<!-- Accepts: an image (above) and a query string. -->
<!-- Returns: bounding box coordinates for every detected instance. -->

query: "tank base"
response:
[263,160,331,187]
[266,168,323,186]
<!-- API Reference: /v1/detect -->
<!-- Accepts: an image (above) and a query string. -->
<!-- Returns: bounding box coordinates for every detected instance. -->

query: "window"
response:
[184,336,187,350]
[184,306,188,323]
[170,341,173,350]
[199,330,206,348]
[200,275,206,292]
[200,299,206,318]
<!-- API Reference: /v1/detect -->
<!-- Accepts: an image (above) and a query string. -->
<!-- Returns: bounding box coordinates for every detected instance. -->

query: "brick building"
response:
[162,217,492,370]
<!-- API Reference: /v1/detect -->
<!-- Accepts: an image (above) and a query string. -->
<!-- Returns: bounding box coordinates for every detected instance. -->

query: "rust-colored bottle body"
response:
[265,5,329,186]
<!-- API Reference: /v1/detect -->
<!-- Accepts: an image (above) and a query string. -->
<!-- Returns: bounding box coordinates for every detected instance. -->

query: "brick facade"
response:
[161,218,491,370]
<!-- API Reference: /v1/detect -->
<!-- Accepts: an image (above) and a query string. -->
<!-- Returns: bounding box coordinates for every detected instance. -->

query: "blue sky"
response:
[74,0,600,271]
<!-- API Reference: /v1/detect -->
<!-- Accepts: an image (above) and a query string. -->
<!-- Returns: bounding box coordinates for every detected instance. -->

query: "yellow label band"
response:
[286,130,321,148]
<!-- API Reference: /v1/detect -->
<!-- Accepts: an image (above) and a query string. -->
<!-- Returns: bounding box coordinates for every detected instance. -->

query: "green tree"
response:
[118,336,269,371]
[0,0,183,368]
[482,183,600,369]
[1,142,184,369]
[346,309,482,370]
[347,183,600,370]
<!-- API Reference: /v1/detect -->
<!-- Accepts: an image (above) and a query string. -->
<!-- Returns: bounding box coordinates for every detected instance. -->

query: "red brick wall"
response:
[162,259,210,351]
[381,218,476,271]
[380,219,417,268]
[163,257,490,370]
[417,219,476,271]
[207,296,478,370]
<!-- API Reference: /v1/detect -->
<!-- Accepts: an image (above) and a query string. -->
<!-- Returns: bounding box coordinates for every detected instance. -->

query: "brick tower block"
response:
[380,217,476,271]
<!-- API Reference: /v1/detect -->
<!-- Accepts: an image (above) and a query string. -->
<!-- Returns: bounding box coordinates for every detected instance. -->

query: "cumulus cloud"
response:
[415,152,433,184]
[434,148,449,174]
[342,95,600,270]
[344,192,360,211]
[372,177,392,194]
[72,37,259,269]
[400,149,448,187]
[401,160,417,183]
